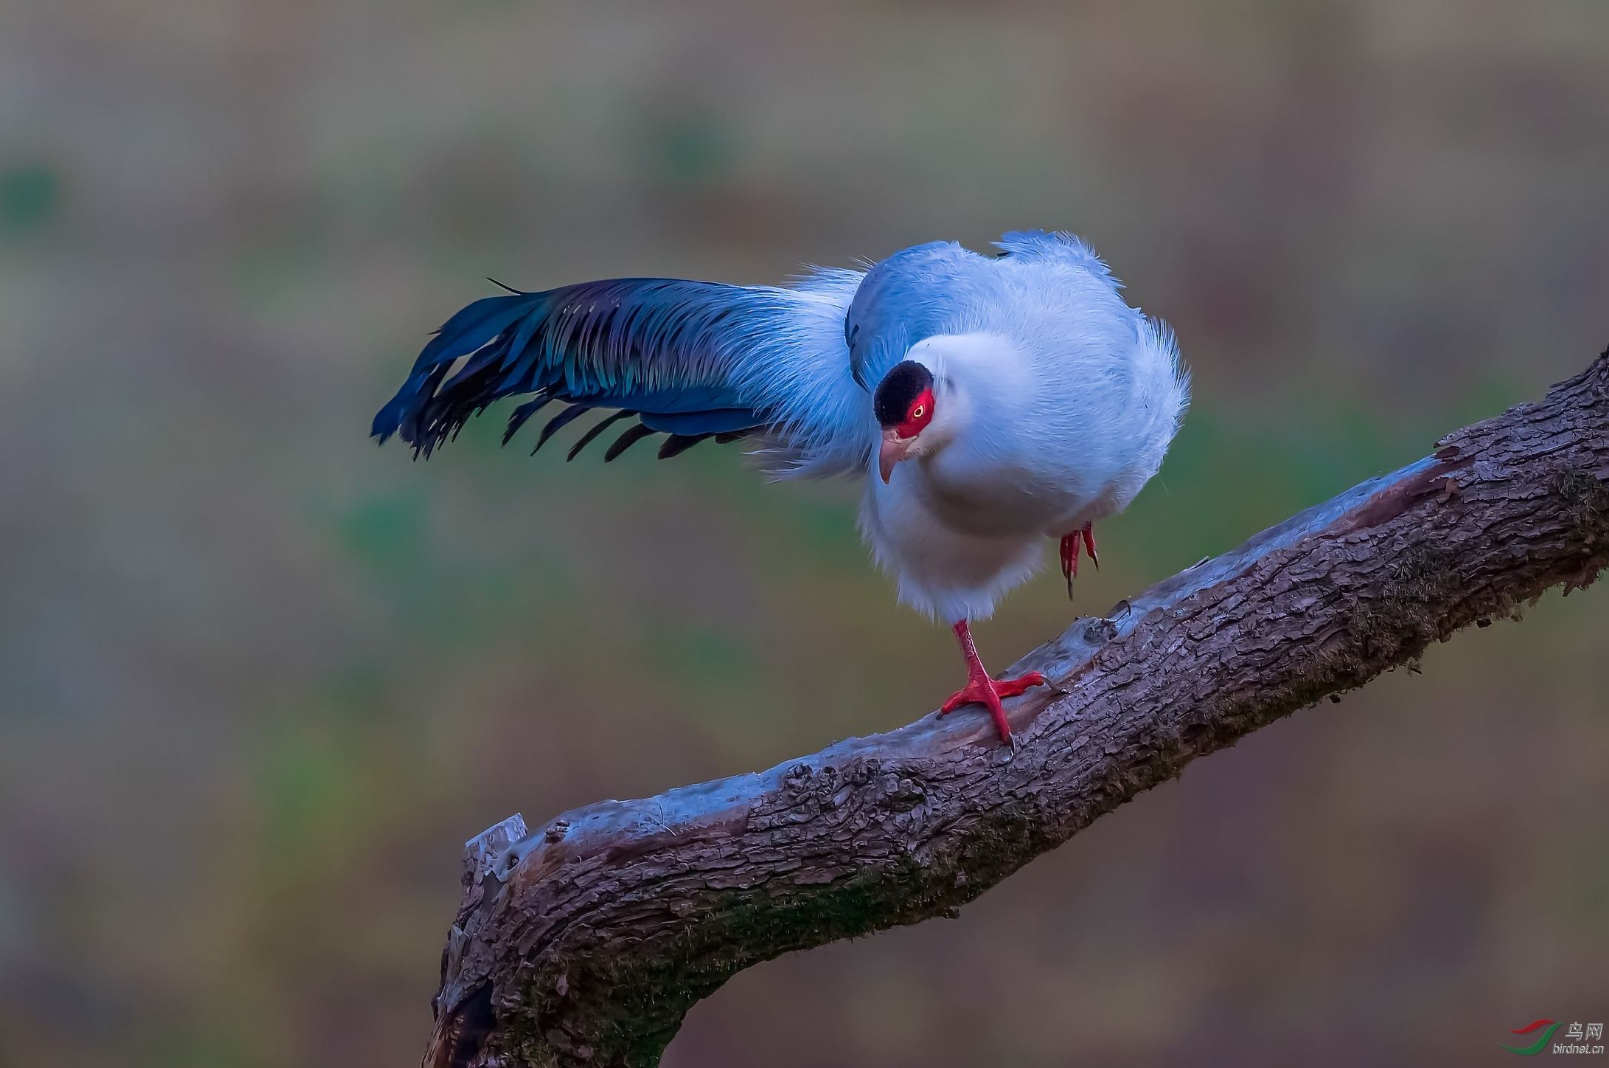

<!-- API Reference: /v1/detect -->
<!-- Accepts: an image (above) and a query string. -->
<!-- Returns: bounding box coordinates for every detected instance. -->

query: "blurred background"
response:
[3,1,1607,1066]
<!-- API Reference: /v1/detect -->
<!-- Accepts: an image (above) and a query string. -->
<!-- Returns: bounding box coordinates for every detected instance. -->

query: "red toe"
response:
[940,671,1049,740]
[1059,532,1080,585]
[940,678,988,716]
[991,671,1046,699]
[1060,524,1099,597]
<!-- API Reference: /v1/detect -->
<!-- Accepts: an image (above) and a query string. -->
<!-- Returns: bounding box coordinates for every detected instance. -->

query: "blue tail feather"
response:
[372,280,773,459]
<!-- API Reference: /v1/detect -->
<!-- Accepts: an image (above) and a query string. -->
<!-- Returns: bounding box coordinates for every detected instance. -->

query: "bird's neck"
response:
[913,332,1027,449]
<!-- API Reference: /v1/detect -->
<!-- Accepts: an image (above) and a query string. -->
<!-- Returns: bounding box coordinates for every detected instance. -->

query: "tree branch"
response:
[425,352,1609,1068]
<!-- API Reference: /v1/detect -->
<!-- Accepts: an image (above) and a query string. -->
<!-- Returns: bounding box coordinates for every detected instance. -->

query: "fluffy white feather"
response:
[854,244,1189,621]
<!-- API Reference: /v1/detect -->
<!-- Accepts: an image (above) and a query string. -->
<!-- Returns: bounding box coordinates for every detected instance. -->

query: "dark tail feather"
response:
[502,393,553,446]
[603,423,658,462]
[657,433,710,459]
[566,411,635,461]
[533,404,592,454]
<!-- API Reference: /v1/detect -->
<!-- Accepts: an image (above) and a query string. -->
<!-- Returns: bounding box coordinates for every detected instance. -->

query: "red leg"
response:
[1058,522,1100,598]
[939,620,1048,742]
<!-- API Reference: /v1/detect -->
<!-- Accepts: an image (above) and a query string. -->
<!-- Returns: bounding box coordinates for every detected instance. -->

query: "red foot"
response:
[941,671,1048,739]
[940,620,1049,742]
[1058,523,1100,598]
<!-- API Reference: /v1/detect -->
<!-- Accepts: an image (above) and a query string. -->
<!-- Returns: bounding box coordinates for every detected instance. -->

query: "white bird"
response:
[374,231,1189,741]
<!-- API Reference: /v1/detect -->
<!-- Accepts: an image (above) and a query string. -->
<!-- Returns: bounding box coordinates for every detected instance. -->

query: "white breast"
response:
[860,471,1045,622]
[857,318,1187,623]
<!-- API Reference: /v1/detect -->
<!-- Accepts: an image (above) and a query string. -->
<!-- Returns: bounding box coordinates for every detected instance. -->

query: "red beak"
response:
[879,428,913,483]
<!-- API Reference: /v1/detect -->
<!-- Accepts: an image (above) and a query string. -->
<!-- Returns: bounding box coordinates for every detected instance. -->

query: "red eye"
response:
[896,388,936,437]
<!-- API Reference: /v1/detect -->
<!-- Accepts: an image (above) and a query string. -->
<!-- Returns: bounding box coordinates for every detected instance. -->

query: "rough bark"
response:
[425,351,1609,1068]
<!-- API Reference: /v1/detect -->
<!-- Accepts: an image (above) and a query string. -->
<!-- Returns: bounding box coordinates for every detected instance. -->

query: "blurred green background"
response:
[2,2,1607,1066]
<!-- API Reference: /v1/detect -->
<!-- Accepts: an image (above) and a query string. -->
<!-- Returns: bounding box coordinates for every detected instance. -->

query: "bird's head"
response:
[873,358,941,483]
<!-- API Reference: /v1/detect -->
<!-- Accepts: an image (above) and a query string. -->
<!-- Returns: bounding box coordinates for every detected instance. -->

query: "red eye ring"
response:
[894,388,936,438]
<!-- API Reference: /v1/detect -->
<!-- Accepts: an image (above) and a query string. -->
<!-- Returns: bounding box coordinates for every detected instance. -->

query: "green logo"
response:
[1503,1020,1562,1056]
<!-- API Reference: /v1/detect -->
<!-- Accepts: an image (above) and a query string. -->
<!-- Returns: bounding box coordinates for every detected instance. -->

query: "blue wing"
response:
[845,241,994,390]
[845,230,1125,388]
[373,278,817,461]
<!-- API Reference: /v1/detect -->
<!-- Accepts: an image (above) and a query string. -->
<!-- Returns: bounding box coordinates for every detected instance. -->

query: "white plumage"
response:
[861,282,1188,622]
[376,230,1189,741]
